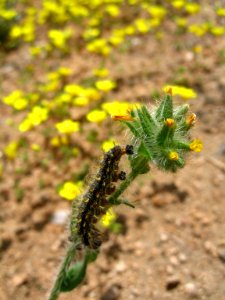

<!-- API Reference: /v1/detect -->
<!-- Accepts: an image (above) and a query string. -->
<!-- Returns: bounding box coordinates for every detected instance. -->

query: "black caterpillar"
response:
[71,145,133,249]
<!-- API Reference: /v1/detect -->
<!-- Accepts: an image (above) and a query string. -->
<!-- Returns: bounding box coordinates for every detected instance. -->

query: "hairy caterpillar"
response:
[70,145,133,249]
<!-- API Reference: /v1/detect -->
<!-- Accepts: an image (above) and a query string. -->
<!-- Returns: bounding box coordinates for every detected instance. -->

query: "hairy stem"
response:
[48,156,149,299]
[109,156,149,204]
[47,241,80,300]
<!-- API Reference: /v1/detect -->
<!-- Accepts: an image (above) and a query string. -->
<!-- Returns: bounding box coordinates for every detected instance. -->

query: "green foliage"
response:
[124,92,199,172]
[47,93,203,300]
[60,249,98,292]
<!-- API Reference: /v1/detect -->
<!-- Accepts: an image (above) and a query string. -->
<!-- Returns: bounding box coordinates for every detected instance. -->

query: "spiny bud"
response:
[165,118,175,127]
[122,92,202,172]
[186,113,196,126]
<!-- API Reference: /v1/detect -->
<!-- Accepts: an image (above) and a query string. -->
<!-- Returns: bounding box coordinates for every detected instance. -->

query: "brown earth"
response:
[1,7,225,300]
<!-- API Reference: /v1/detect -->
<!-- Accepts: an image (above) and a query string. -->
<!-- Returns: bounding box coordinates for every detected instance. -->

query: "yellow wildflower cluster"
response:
[3,90,28,110]
[0,8,17,21]
[48,28,72,51]
[19,106,49,132]
[3,0,223,58]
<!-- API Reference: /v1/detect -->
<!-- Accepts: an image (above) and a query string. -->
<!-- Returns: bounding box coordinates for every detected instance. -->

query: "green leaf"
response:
[155,94,173,121]
[60,261,87,292]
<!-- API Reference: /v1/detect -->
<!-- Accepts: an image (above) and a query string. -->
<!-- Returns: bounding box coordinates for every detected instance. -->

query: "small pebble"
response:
[114,260,127,273]
[159,233,169,243]
[204,241,217,257]
[179,253,187,263]
[169,255,179,266]
[184,282,198,296]
[0,234,12,252]
[166,276,181,290]
[51,209,70,225]
[166,265,174,275]
[218,250,225,263]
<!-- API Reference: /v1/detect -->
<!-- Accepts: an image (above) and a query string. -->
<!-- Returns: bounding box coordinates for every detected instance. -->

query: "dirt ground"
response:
[1,4,225,300]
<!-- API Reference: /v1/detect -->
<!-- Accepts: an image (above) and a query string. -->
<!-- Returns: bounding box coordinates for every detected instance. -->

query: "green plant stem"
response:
[109,156,149,205]
[48,241,79,300]
[48,156,149,300]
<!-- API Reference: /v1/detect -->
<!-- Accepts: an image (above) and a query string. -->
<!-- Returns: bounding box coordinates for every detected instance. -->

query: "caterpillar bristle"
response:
[71,145,133,249]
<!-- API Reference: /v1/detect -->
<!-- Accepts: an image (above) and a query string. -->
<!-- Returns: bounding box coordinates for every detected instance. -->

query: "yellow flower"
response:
[29,46,42,57]
[55,93,72,104]
[86,110,107,123]
[55,119,80,134]
[101,139,117,152]
[95,79,116,92]
[4,141,19,160]
[83,88,101,101]
[102,101,139,116]
[216,8,225,17]
[189,139,203,152]
[105,5,120,17]
[168,151,179,161]
[13,98,28,110]
[73,96,89,106]
[135,18,151,33]
[210,26,225,36]
[175,17,187,27]
[163,85,197,99]
[31,144,41,151]
[100,208,116,228]
[93,68,109,78]
[64,84,84,95]
[0,9,17,20]
[188,24,208,36]
[185,3,200,14]
[83,28,100,40]
[171,0,185,9]
[145,5,167,19]
[48,28,72,50]
[60,135,69,145]
[3,90,28,110]
[87,38,111,56]
[124,25,136,35]
[165,118,175,127]
[109,34,124,46]
[10,25,23,39]
[19,106,49,132]
[193,45,202,53]
[50,136,61,147]
[57,67,72,76]
[69,5,89,18]
[19,119,33,132]
[28,106,49,126]
[59,181,83,200]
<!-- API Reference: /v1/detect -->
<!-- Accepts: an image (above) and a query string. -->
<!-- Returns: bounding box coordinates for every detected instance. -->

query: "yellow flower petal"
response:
[55,120,80,134]
[86,110,107,123]
[189,139,203,152]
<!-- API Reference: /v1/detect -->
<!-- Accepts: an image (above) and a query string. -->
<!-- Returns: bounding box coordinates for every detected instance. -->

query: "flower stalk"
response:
[48,90,202,300]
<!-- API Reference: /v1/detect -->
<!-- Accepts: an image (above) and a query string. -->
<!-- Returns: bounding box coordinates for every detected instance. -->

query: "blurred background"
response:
[0,0,225,299]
